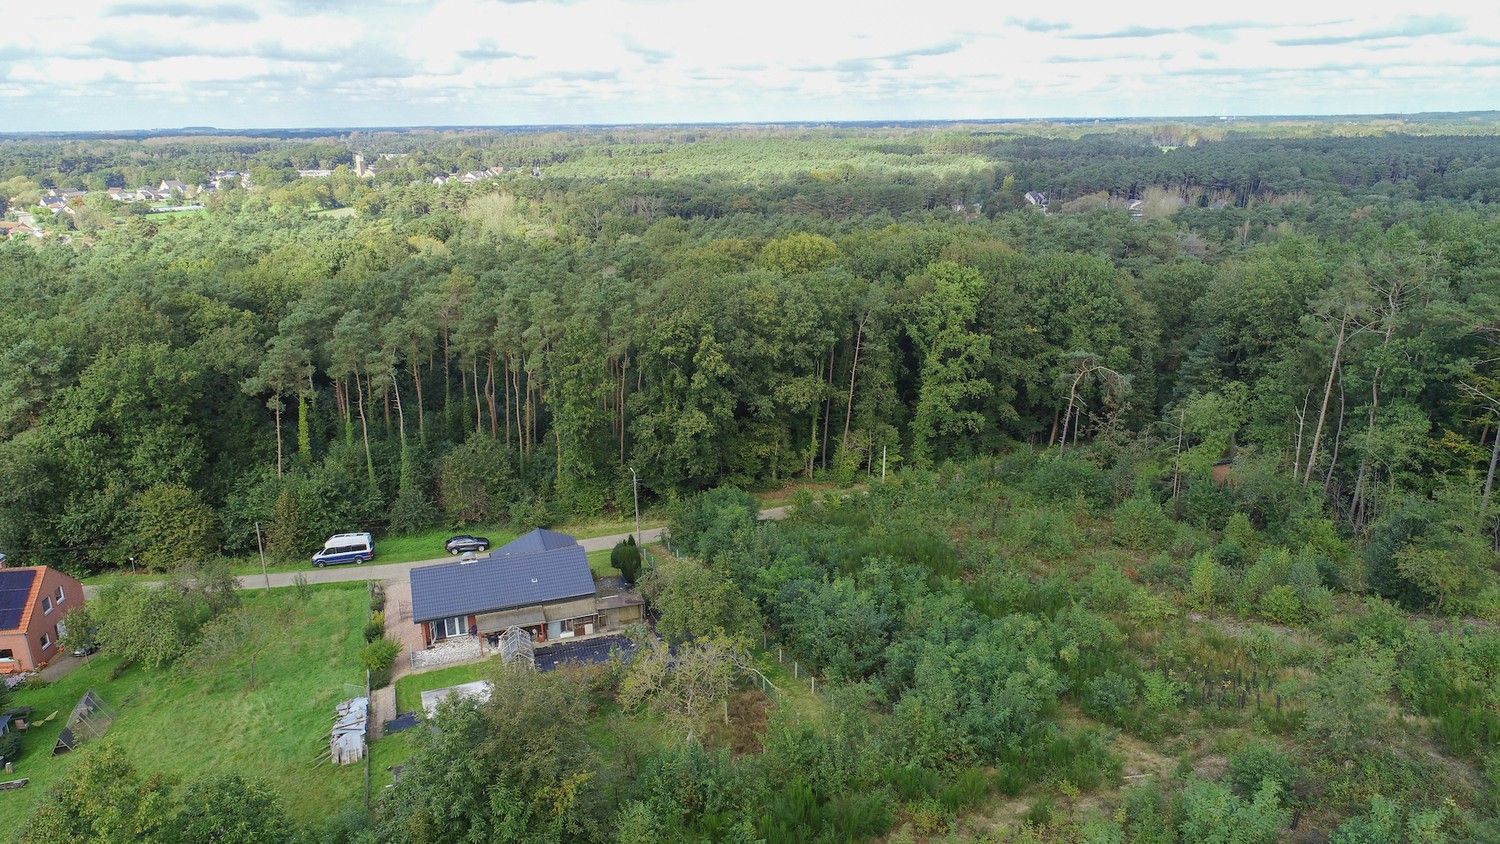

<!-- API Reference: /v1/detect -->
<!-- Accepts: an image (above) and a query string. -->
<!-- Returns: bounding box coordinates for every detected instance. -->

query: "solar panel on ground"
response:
[535,635,636,672]
[0,569,37,631]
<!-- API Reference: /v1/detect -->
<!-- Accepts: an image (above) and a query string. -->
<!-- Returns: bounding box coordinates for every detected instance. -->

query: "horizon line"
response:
[6,109,1500,139]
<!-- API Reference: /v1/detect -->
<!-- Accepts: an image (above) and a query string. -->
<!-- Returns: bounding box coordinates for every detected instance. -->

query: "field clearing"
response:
[3,584,369,826]
[541,135,994,182]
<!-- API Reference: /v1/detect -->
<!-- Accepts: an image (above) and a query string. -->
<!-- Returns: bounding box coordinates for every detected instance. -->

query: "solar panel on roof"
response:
[0,569,38,631]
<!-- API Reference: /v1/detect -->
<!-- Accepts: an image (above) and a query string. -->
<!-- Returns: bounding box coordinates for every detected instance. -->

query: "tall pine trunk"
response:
[842,317,865,448]
[1304,315,1349,486]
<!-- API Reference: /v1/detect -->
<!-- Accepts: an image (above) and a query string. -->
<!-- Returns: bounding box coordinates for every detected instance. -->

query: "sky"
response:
[2,0,1498,131]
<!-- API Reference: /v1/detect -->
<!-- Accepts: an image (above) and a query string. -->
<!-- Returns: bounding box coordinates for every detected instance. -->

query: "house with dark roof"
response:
[0,566,85,674]
[408,529,642,649]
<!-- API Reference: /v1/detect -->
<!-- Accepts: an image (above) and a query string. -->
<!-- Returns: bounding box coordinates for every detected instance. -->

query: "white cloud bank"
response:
[1,0,1497,130]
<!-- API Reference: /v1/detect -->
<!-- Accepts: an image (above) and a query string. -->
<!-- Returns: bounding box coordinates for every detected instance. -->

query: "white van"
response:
[312,533,374,567]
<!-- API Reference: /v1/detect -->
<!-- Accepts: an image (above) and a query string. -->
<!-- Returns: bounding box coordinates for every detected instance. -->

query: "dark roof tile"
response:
[409,533,594,623]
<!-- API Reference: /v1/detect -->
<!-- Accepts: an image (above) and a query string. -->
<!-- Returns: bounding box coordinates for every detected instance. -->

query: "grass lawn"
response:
[393,660,501,715]
[587,548,622,578]
[368,660,505,791]
[3,584,370,826]
[751,647,827,723]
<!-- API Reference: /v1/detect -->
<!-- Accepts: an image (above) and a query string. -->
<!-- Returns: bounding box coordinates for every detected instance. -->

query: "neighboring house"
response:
[408,529,643,648]
[431,174,451,185]
[296,169,334,179]
[353,154,376,178]
[157,180,187,196]
[1024,191,1048,210]
[0,221,38,239]
[37,196,66,214]
[0,566,85,674]
[135,187,160,201]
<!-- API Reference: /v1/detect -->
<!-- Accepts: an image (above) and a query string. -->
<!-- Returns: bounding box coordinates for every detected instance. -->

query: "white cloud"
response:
[1,0,1497,129]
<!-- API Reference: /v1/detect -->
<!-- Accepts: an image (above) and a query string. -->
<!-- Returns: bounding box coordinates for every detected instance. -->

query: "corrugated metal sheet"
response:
[409,535,595,623]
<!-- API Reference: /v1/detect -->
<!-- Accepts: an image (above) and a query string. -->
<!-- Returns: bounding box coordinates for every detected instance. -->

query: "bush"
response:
[361,637,400,688]
[388,486,439,535]
[438,435,518,525]
[826,791,893,840]
[1259,585,1302,624]
[1116,495,1172,551]
[938,767,990,812]
[1084,671,1138,725]
[1228,741,1299,798]
[670,486,759,556]
[365,611,386,642]
[612,535,643,584]
[130,483,218,570]
[1177,777,1289,844]
[1031,453,1108,506]
[885,764,940,801]
[510,493,553,529]
[0,731,19,764]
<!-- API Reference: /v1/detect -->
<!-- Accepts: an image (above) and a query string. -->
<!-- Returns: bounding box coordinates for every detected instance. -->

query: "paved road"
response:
[84,506,791,597]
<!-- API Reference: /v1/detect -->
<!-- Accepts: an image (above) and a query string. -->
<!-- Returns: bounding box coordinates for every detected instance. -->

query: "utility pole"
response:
[630,467,641,541]
[881,446,887,482]
[256,521,270,591]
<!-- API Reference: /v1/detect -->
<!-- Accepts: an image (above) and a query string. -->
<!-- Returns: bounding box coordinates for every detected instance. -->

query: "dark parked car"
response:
[444,535,490,555]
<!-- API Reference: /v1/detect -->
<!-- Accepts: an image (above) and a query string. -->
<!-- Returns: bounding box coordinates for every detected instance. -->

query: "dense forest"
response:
[5,118,1500,841]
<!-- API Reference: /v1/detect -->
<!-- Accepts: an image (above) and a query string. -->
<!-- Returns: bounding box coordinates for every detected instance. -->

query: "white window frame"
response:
[41,596,52,615]
[55,586,65,605]
[440,616,467,639]
[39,633,51,650]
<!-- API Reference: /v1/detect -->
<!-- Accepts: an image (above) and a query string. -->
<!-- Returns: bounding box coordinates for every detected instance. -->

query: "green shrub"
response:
[1189,551,1224,611]
[0,731,20,764]
[1259,585,1302,624]
[1084,561,1135,612]
[885,764,940,801]
[1116,495,1172,551]
[1177,777,1289,844]
[510,494,554,529]
[1350,598,1409,646]
[1084,671,1138,725]
[1031,453,1108,506]
[1228,741,1299,798]
[612,535,643,584]
[1328,795,1402,844]
[365,611,386,642]
[994,764,1027,796]
[1215,537,1249,568]
[130,482,219,570]
[388,486,439,535]
[938,767,990,812]
[826,790,892,840]
[360,636,400,688]
[1024,793,1056,827]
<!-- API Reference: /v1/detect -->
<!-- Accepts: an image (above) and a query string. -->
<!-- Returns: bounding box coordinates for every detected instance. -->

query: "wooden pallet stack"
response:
[328,696,368,766]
